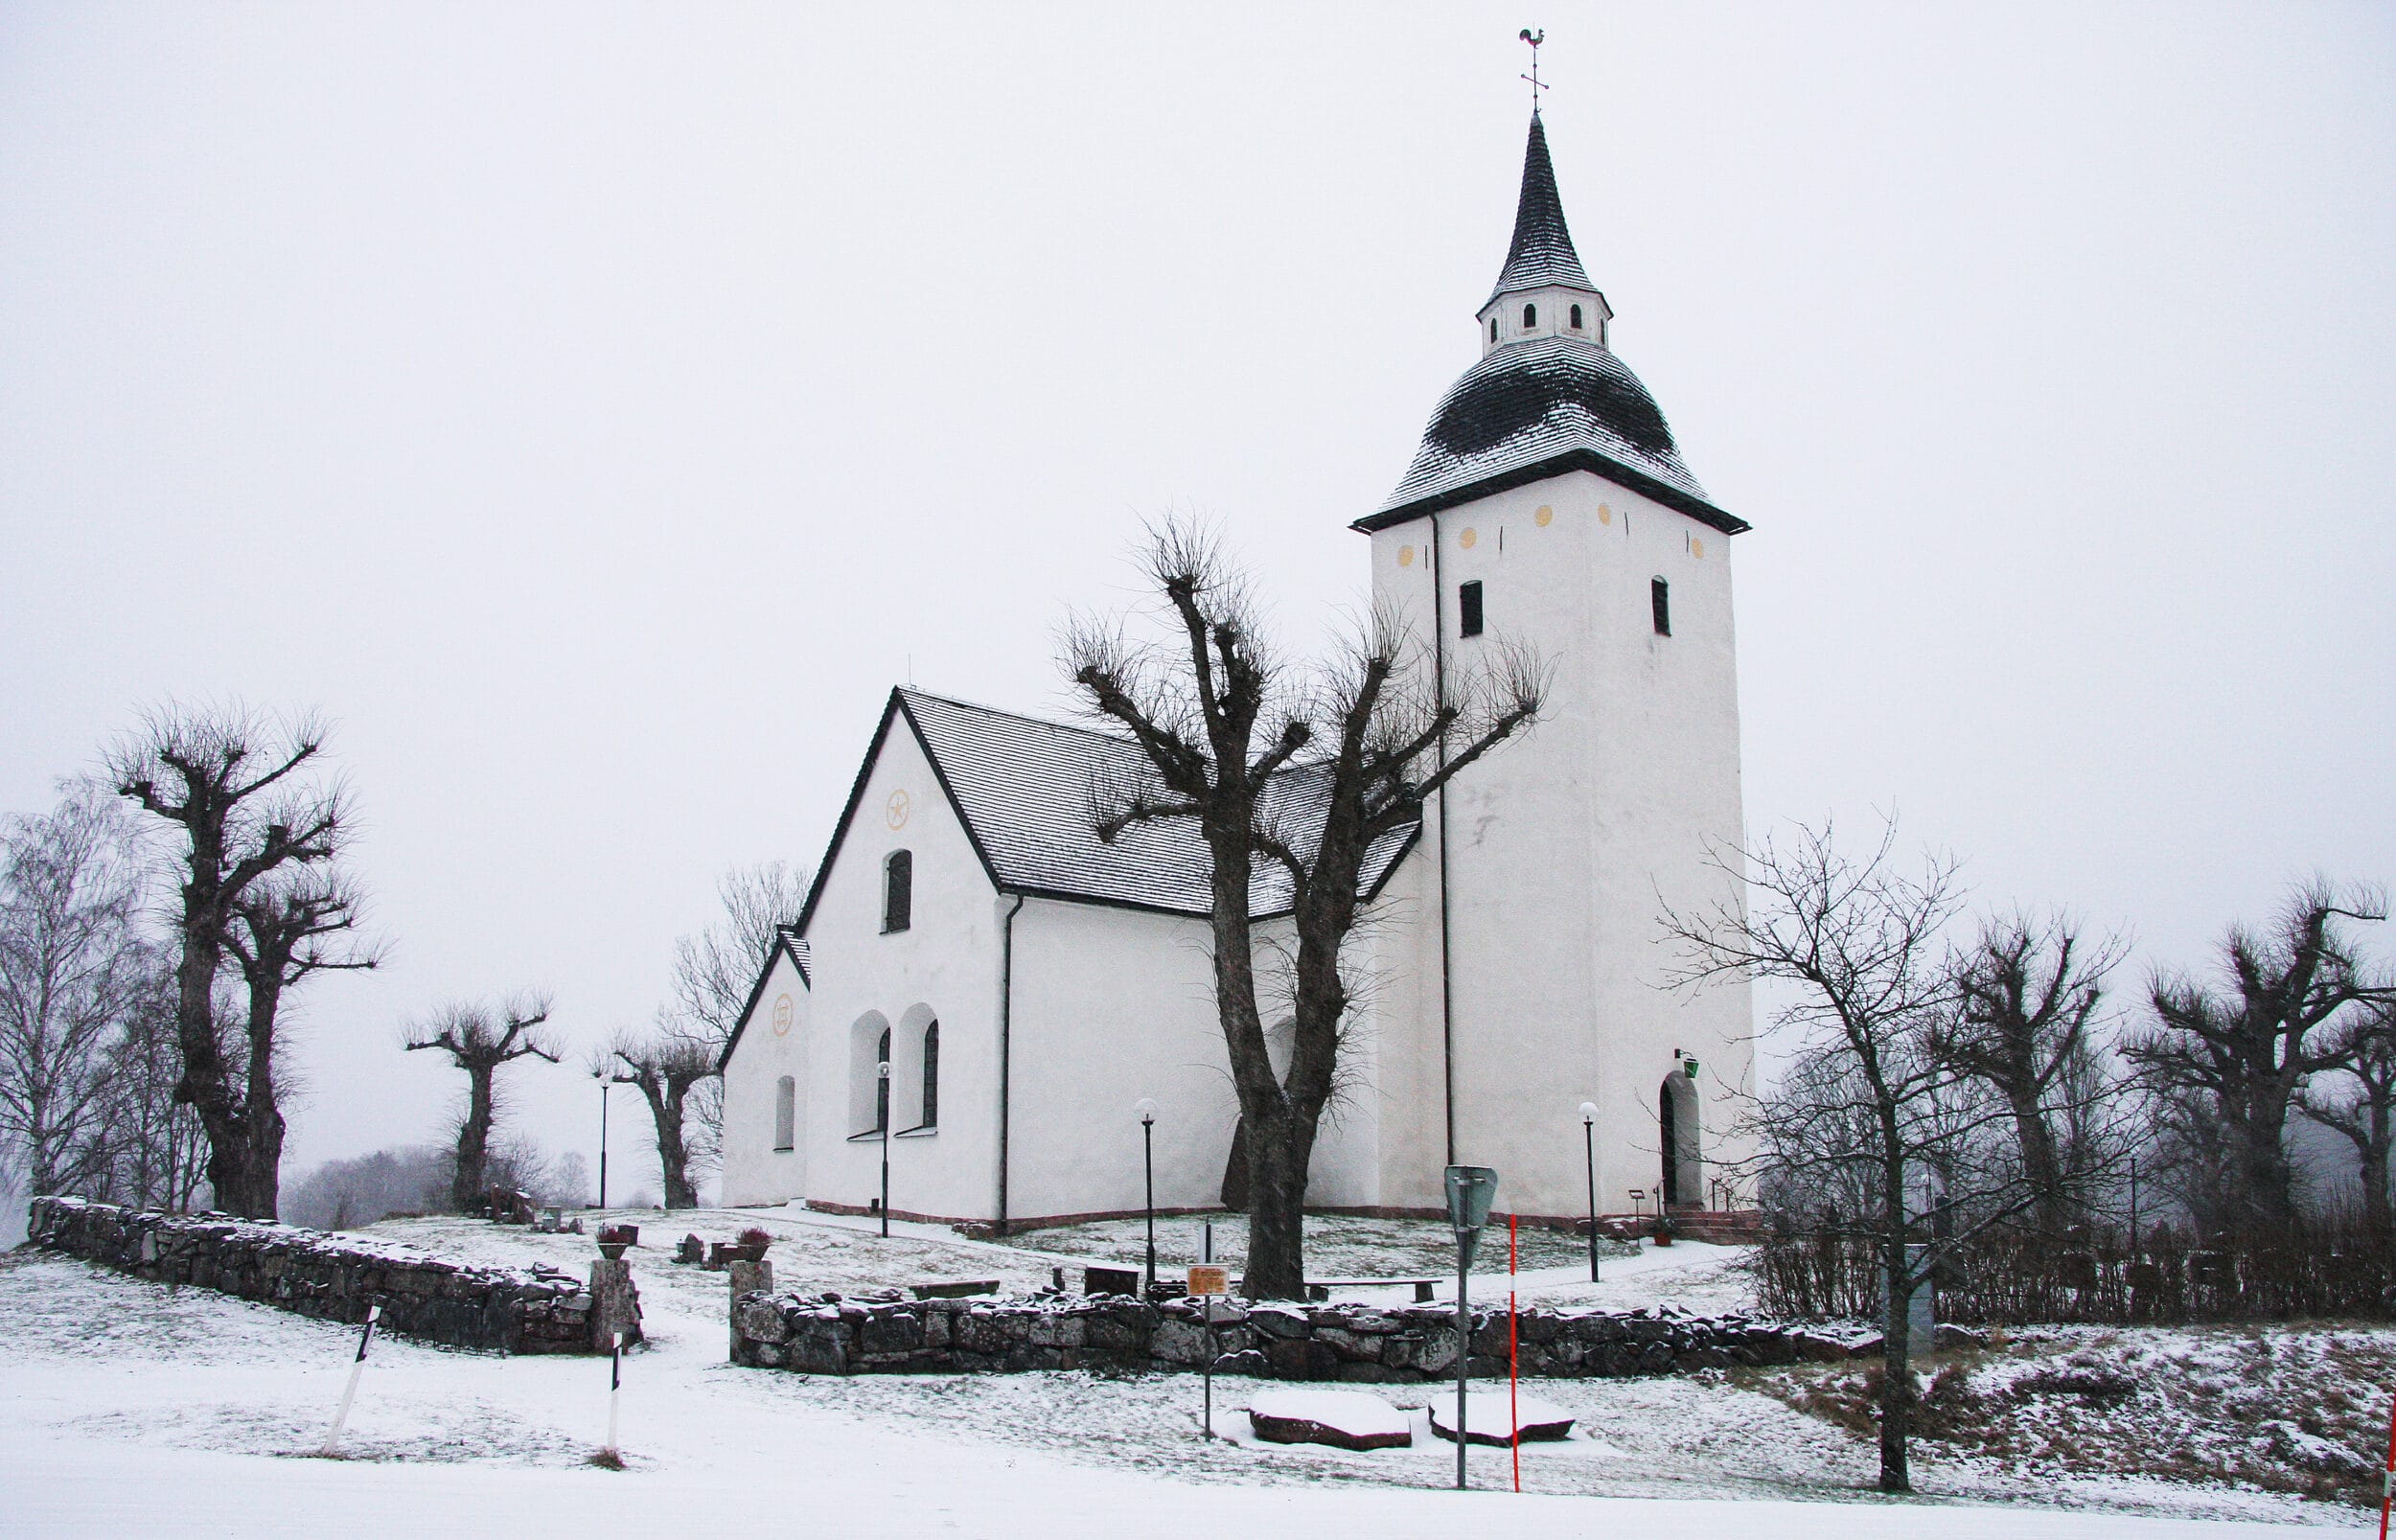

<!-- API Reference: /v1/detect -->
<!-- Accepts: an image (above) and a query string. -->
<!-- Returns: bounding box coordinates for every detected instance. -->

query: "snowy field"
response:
[0,1205,2370,1537]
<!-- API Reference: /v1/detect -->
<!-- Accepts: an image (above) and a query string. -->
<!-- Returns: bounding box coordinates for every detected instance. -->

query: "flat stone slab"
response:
[1246,1390,1412,1451]
[1428,1388,1575,1445]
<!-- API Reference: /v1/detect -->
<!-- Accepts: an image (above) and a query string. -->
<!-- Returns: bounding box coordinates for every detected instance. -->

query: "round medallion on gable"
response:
[886,789,911,831]
[772,994,795,1036]
[1398,544,1415,567]
[1534,505,1554,527]
[1459,528,1478,550]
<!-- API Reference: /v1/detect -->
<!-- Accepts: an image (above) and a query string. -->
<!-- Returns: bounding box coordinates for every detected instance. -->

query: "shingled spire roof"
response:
[1485,112,1595,306]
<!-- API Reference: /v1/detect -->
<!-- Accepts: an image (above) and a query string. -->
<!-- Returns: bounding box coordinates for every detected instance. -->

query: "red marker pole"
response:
[1509,1212,1521,1493]
[2378,1385,2396,1540]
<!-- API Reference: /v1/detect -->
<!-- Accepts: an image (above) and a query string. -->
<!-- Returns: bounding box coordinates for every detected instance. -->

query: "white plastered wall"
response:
[798,719,1003,1222]
[1002,901,1383,1227]
[720,949,810,1207]
[1367,469,1757,1220]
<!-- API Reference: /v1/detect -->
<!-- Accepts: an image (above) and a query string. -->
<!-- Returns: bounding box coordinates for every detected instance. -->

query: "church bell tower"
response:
[1356,109,1755,1222]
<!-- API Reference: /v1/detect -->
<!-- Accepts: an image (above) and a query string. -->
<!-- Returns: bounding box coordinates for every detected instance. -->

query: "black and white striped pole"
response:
[604,1330,624,1461]
[319,1301,380,1456]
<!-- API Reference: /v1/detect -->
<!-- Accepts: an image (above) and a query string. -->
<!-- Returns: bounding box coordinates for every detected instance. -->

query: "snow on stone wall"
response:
[27,1196,597,1354]
[729,1287,1847,1380]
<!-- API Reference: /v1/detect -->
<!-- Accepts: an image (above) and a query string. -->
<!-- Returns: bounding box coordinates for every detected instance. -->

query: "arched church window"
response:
[1523,303,1537,328]
[1570,304,1583,330]
[773,1075,795,1151]
[883,850,912,932]
[919,1021,939,1128]
[875,1026,891,1131]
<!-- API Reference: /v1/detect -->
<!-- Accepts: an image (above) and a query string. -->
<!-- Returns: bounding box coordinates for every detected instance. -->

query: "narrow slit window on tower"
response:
[1459,580,1485,638]
[1570,303,1583,329]
[1488,316,1498,342]
[1522,303,1537,329]
[1651,577,1671,637]
[882,849,912,932]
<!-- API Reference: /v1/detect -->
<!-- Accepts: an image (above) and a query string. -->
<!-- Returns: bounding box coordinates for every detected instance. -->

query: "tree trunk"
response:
[639,1079,699,1210]
[1878,1232,1915,1494]
[451,1064,495,1211]
[2003,1084,2068,1231]
[1242,1111,1315,1299]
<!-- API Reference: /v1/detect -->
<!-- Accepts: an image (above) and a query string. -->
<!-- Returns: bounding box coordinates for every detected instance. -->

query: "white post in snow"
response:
[319,1302,380,1456]
[604,1332,623,1459]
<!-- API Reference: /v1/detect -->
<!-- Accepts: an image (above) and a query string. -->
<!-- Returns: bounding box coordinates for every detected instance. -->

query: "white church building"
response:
[720,109,1755,1232]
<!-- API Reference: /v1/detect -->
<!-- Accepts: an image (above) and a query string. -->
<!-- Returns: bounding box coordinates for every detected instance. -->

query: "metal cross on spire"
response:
[1519,27,1548,113]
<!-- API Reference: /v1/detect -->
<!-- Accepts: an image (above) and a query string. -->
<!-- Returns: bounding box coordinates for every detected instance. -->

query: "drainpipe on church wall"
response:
[994,891,1024,1236]
[1429,511,1458,1168]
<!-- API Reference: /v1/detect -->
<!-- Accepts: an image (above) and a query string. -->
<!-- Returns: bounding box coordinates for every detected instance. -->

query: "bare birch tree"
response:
[1063,519,1541,1298]
[403,995,561,1210]
[668,861,808,1165]
[1662,819,2083,1493]
[109,704,365,1218]
[0,789,153,1197]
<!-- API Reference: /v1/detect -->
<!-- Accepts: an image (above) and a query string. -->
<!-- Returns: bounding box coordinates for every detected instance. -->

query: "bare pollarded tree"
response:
[606,1023,715,1210]
[0,787,154,1198]
[2125,879,2392,1230]
[404,995,561,1211]
[109,704,369,1218]
[1933,911,2130,1232]
[2298,1000,2396,1233]
[1062,518,1542,1299]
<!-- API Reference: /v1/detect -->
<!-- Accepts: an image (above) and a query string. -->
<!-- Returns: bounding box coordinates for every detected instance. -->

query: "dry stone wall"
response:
[732,1288,1835,1380]
[27,1197,594,1354]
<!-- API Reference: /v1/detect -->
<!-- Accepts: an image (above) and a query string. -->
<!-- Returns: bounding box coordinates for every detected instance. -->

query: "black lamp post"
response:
[1133,1098,1159,1295]
[878,1059,892,1238]
[591,1066,611,1209]
[1578,1100,1601,1283]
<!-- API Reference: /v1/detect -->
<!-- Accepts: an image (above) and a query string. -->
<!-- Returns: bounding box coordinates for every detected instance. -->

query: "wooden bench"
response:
[1303,1277,1439,1303]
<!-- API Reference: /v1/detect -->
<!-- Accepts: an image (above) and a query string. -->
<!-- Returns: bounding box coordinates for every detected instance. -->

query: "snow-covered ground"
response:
[0,1207,2366,1536]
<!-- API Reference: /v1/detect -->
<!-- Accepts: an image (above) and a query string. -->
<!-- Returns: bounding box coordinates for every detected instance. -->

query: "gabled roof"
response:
[792,689,1420,935]
[718,925,811,1071]
[1485,113,1596,306]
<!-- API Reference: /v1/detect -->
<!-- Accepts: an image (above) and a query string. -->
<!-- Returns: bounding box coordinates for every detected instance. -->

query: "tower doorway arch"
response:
[1659,1072,1703,1207]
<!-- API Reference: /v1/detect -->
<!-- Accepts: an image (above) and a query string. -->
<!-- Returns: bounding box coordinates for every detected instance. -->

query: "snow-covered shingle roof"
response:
[897,689,1417,918]
[1485,112,1595,305]
[1360,114,1748,537]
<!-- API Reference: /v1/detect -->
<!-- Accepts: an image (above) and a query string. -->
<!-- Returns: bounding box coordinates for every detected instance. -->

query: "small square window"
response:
[1651,578,1671,637]
[1459,580,1485,638]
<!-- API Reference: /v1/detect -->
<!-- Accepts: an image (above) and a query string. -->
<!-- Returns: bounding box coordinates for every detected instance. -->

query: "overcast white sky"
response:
[3,4,2391,1200]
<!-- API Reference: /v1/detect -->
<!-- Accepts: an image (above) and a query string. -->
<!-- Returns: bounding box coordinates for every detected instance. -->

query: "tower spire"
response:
[1483,110,1594,307]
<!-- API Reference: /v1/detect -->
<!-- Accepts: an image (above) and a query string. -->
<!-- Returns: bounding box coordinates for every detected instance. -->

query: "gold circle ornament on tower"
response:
[1398,545,1415,567]
[772,994,795,1036]
[1459,528,1478,550]
[1598,503,1613,524]
[886,789,911,831]
[1534,504,1554,527]
[1692,537,1706,559]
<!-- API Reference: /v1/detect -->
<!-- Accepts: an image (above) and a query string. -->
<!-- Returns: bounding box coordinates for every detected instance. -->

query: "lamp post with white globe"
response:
[1579,1101,1601,1283]
[1133,1098,1160,1296]
[878,1059,892,1238]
